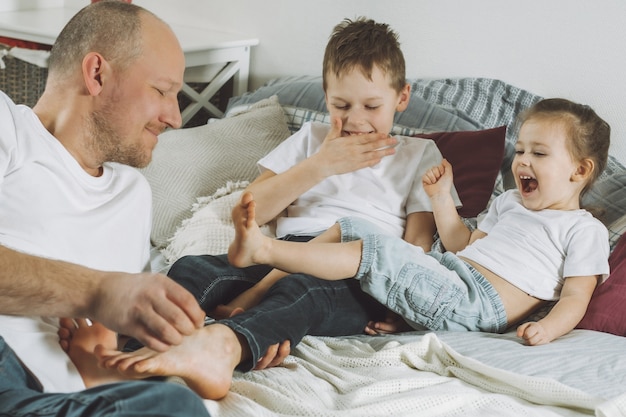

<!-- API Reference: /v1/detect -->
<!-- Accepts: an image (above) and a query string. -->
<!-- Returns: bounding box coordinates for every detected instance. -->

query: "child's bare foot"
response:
[228,191,272,267]
[209,305,245,320]
[96,323,245,400]
[59,318,127,387]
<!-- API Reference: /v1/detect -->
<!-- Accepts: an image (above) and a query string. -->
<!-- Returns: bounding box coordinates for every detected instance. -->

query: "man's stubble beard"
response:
[87,103,151,169]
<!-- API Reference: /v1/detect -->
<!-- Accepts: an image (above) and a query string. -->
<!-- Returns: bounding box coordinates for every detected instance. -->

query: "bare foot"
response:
[60,318,127,387]
[209,305,245,320]
[228,191,271,267]
[96,323,245,400]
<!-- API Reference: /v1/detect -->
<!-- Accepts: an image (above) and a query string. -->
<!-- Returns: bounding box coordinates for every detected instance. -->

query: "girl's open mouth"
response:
[520,175,538,193]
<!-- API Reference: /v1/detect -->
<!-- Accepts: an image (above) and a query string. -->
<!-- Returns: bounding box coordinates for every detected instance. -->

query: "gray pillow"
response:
[141,95,291,248]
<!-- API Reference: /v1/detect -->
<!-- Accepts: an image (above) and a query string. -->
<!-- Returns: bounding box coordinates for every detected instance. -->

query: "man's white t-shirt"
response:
[457,189,610,300]
[259,121,461,238]
[0,92,152,392]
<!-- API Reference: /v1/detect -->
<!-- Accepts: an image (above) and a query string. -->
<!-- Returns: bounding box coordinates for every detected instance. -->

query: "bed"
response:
[141,76,626,417]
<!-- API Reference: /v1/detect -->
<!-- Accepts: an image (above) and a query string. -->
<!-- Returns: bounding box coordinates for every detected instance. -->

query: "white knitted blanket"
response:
[203,332,626,417]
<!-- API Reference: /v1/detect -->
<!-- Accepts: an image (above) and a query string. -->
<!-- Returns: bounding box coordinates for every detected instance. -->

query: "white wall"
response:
[131,0,626,164]
[0,0,63,11]
[4,0,626,163]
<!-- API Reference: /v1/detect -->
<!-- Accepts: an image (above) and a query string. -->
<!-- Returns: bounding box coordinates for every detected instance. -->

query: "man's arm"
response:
[0,245,205,352]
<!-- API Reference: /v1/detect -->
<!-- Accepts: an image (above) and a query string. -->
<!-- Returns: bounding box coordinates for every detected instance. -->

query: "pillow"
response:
[414,125,506,218]
[582,160,626,228]
[577,232,626,336]
[227,76,480,134]
[162,181,274,264]
[141,95,292,248]
[277,105,433,137]
[163,181,241,263]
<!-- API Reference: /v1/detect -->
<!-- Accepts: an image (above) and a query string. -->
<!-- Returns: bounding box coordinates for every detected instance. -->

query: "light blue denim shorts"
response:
[337,216,508,333]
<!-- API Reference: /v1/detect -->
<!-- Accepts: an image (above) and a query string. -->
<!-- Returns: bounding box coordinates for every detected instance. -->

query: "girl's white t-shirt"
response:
[458,189,610,300]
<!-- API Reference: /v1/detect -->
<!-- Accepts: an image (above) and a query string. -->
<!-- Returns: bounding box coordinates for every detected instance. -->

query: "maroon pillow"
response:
[577,233,626,336]
[414,126,506,218]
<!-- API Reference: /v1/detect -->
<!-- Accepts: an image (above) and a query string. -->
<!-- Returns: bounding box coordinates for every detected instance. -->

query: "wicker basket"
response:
[0,47,48,107]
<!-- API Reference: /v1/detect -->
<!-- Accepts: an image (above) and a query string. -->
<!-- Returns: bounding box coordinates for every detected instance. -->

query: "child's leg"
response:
[225,215,345,311]
[228,192,362,280]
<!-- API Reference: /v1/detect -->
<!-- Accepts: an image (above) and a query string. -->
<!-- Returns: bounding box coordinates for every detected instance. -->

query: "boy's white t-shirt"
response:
[0,92,152,392]
[457,189,610,300]
[259,121,460,238]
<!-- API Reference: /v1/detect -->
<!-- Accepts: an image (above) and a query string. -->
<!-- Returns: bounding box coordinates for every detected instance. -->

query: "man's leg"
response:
[0,337,210,417]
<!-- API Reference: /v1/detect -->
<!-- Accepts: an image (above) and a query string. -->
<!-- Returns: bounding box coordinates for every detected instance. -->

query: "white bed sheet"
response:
[201,330,626,417]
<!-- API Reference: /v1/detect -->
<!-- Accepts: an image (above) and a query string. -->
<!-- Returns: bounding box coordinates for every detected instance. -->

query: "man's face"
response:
[89,17,185,168]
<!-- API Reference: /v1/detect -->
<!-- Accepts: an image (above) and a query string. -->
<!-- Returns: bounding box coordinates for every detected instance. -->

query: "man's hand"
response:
[91,272,206,352]
[315,117,398,177]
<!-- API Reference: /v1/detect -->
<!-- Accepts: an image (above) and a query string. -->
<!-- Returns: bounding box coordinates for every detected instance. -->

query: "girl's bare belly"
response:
[459,257,546,326]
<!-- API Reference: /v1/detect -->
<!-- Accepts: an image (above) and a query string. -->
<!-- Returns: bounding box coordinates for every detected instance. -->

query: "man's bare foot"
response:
[96,323,245,400]
[228,191,272,267]
[59,318,127,387]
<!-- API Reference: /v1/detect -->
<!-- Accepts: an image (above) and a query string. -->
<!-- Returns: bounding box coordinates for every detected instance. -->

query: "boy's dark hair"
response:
[520,98,610,198]
[322,17,406,93]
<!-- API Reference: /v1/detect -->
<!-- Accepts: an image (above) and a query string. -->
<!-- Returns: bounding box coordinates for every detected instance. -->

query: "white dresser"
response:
[0,6,259,123]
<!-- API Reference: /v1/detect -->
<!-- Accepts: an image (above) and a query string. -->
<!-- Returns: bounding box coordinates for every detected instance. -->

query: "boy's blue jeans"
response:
[0,337,210,417]
[167,252,386,371]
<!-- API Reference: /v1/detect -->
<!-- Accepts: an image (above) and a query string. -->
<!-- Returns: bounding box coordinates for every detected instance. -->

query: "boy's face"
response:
[324,66,410,137]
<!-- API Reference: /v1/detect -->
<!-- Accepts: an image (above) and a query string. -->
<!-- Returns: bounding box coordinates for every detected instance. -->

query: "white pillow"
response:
[161,181,244,264]
[141,95,291,248]
[161,181,273,265]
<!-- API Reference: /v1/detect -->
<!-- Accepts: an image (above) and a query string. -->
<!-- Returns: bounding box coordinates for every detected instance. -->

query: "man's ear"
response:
[82,52,108,96]
[395,83,411,112]
[572,158,595,183]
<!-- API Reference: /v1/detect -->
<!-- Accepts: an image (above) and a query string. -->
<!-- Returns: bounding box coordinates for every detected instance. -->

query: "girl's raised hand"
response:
[422,159,454,198]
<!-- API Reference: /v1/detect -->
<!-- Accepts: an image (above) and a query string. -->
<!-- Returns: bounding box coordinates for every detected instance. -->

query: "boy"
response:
[90,17,460,400]
[186,15,459,320]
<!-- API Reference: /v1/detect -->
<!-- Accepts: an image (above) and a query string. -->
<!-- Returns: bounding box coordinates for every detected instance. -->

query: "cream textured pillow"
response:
[161,181,247,264]
[161,181,273,265]
[141,96,291,248]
